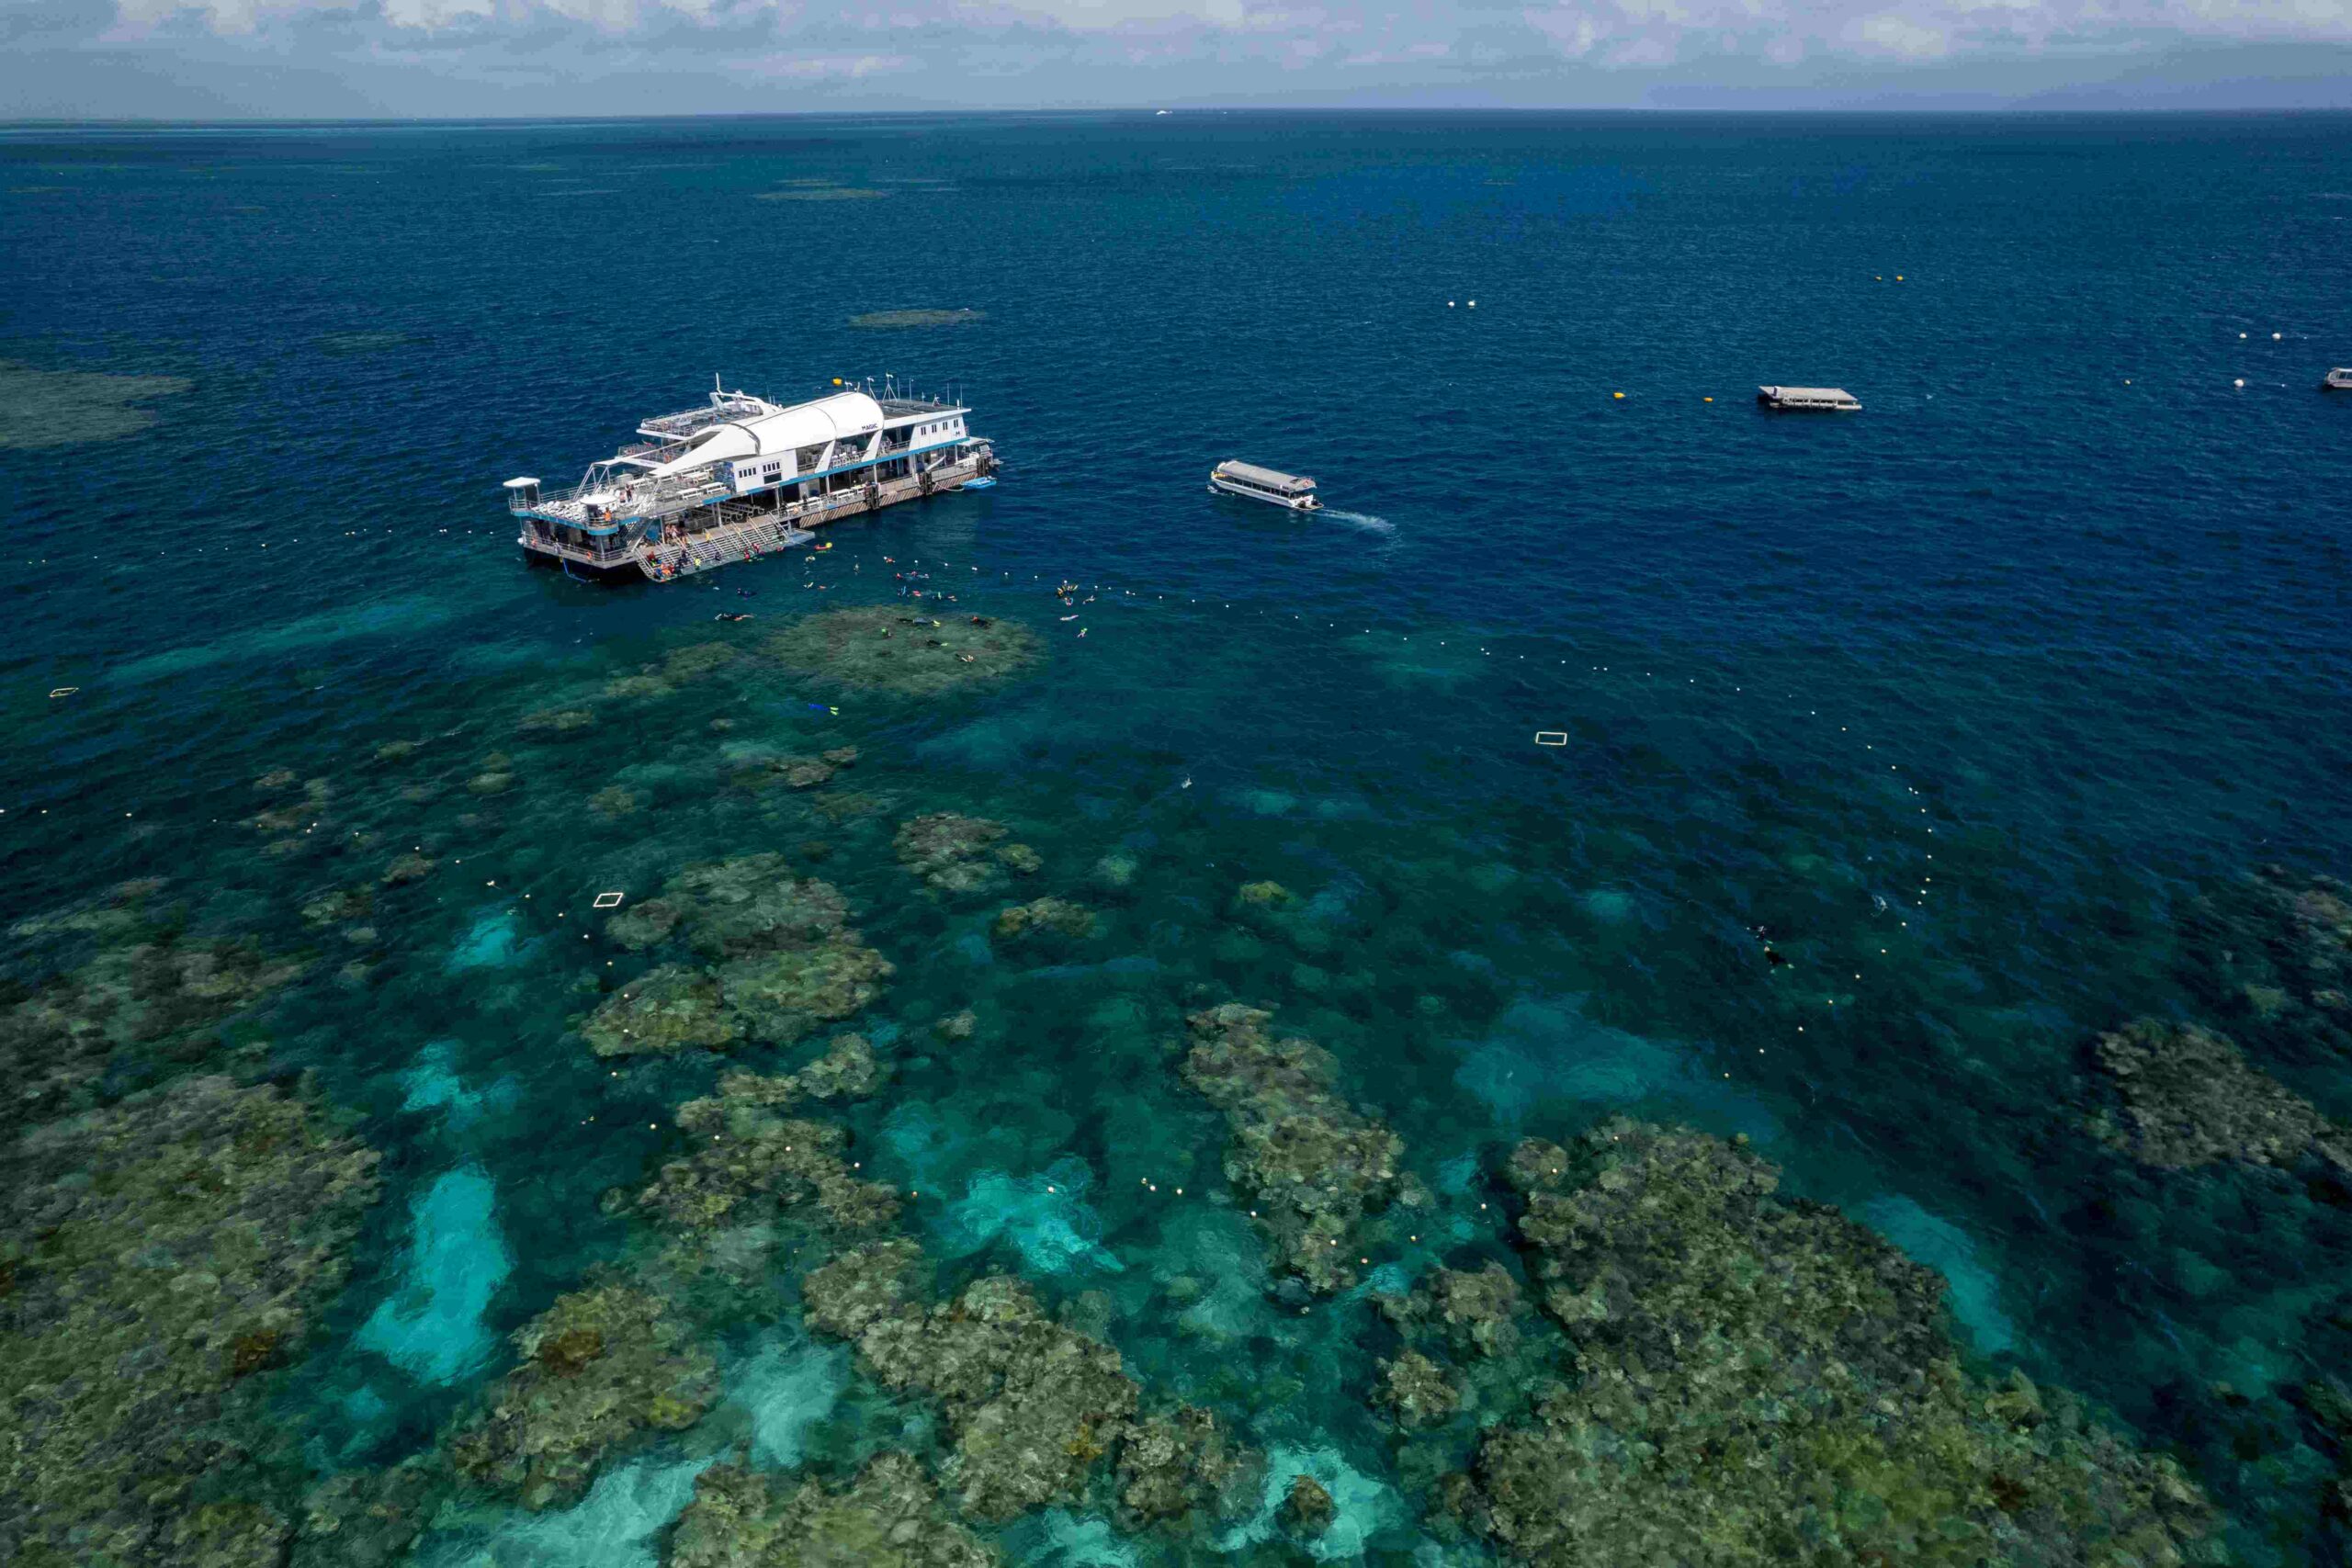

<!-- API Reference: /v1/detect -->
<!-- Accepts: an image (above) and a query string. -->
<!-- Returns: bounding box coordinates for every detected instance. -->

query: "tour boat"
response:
[1208,460,1321,511]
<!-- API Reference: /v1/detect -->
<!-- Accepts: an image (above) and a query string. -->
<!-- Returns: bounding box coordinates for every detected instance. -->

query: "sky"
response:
[4,0,2352,118]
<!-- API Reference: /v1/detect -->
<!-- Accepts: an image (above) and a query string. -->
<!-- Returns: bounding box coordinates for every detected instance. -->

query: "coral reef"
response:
[1114,1405,1255,1526]
[858,1274,1142,1520]
[1283,1473,1337,1536]
[713,1032,881,1107]
[2088,1018,2350,1171]
[607,899,684,950]
[732,754,840,791]
[1378,1261,1523,1359]
[468,755,516,795]
[808,1259,1141,1522]
[992,897,1099,943]
[641,855,855,957]
[582,965,741,1057]
[717,945,891,1046]
[250,773,332,832]
[896,814,1040,894]
[2300,1376,2352,1535]
[449,1283,718,1510]
[590,784,642,818]
[519,706,596,735]
[0,359,192,449]
[632,1041,899,1238]
[1375,1349,1462,1429]
[663,1451,997,1567]
[2179,866,2352,1060]
[605,640,742,699]
[586,858,892,1053]
[737,745,859,793]
[803,1238,931,1338]
[290,1459,440,1568]
[1446,1119,2223,1567]
[1,1075,379,1564]
[634,1111,899,1236]
[7,876,170,941]
[0,918,302,1128]
[1177,1003,1409,1292]
[767,606,1041,696]
[300,886,373,928]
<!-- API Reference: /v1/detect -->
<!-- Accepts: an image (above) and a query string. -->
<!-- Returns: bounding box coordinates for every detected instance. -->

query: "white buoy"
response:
[2240,333,2248,339]
[2272,332,2282,341]
[2233,378,2245,389]
[1448,300,1455,307]
[1467,299,1476,308]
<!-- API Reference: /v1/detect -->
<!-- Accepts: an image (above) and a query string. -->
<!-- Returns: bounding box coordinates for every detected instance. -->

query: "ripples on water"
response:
[3,112,2351,1564]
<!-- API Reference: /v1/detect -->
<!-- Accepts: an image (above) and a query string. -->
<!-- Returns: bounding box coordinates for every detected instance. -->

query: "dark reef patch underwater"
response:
[5,112,2352,1564]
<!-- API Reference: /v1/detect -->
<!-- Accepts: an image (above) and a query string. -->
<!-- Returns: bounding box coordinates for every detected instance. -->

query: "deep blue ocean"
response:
[6,112,2352,1565]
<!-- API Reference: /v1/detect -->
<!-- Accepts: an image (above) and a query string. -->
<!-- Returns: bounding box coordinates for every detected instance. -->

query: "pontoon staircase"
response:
[638,519,815,582]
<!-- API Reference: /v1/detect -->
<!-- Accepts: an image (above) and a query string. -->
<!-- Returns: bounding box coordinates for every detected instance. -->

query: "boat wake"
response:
[1320,509,1396,534]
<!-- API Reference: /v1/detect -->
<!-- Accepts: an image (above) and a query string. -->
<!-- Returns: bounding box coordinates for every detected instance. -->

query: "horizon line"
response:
[10,105,2352,128]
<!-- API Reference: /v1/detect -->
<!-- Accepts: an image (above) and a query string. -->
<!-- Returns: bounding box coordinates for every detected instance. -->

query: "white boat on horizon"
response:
[1208,459,1321,511]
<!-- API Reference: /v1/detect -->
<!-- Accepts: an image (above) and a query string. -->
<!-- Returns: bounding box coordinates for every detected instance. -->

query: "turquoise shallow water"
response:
[6,112,2352,1563]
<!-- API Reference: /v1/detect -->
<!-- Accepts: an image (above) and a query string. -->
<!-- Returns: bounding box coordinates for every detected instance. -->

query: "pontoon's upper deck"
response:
[637,389,778,442]
[1214,459,1317,496]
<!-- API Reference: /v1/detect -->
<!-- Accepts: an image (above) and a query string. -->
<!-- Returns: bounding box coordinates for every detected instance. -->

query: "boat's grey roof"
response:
[1216,460,1315,489]
[1759,386,1858,400]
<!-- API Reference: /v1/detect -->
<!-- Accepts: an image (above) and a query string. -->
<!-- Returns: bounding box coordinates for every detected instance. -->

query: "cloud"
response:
[727,49,916,76]
[19,0,2352,112]
[1849,13,1953,56]
[1513,0,2352,68]
[99,0,2352,49]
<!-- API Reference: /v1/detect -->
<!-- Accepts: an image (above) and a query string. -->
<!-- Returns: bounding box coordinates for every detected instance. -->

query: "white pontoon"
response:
[503,377,993,581]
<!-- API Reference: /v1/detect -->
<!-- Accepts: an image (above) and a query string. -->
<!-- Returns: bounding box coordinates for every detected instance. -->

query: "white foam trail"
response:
[1320,509,1396,534]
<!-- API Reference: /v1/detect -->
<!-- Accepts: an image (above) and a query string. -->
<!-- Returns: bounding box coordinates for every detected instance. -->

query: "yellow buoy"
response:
[1703,396,1713,402]
[832,378,842,386]
[1612,391,1624,400]
[1895,275,1904,281]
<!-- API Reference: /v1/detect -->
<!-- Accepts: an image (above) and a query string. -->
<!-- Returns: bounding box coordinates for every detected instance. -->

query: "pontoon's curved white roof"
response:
[647,391,886,477]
